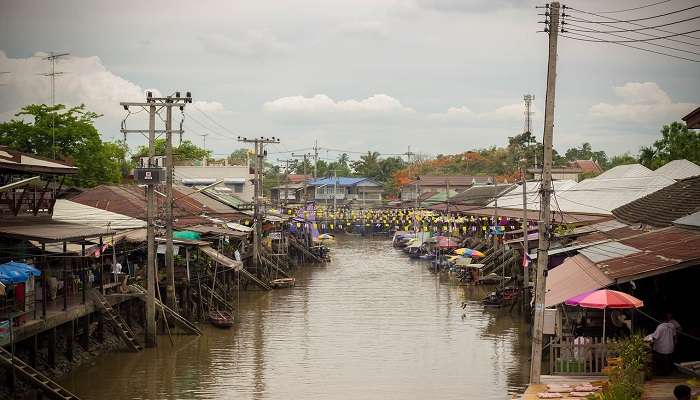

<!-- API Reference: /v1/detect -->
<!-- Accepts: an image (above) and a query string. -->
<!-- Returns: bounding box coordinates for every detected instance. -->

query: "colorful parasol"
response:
[565,289,643,340]
[454,248,485,258]
[435,236,460,249]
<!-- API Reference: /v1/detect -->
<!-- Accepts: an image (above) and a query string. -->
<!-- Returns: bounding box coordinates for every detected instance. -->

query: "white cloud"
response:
[192,100,227,114]
[263,94,414,114]
[429,102,528,122]
[335,20,389,38]
[590,82,696,123]
[0,51,226,127]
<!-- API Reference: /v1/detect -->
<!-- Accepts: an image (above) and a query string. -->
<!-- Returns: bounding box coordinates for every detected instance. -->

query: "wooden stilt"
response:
[65,322,74,362]
[47,328,56,369]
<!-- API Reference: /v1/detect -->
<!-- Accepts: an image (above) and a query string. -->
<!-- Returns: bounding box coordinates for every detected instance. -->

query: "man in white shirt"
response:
[645,312,677,376]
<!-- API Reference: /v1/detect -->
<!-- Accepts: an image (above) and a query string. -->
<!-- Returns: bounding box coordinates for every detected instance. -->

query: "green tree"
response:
[228,148,250,165]
[351,151,381,178]
[131,138,210,163]
[607,152,638,169]
[639,121,700,169]
[564,142,608,167]
[0,104,124,186]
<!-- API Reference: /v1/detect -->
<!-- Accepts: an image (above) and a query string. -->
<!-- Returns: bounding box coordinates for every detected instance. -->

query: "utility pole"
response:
[239,136,280,270]
[277,158,294,206]
[312,140,319,179]
[42,52,69,160]
[521,167,529,315]
[292,152,312,203]
[493,175,499,247]
[522,94,534,316]
[121,91,191,347]
[333,169,338,211]
[530,1,560,385]
[200,134,208,163]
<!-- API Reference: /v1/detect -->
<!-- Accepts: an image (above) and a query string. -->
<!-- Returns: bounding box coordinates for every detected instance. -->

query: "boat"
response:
[208,310,234,328]
[270,277,296,289]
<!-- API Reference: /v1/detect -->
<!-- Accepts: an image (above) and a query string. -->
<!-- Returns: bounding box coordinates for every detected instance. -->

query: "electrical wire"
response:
[561,32,700,62]
[563,23,700,55]
[588,0,675,14]
[563,18,700,49]
[564,14,700,34]
[562,26,700,43]
[566,4,700,23]
[563,7,700,41]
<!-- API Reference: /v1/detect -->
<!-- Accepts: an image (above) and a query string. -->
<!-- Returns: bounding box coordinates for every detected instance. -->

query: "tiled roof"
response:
[287,174,312,184]
[612,175,700,227]
[570,159,603,173]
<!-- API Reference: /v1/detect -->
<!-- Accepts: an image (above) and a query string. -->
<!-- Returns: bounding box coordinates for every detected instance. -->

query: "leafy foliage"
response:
[131,139,211,163]
[639,121,700,169]
[0,104,125,187]
[228,148,250,166]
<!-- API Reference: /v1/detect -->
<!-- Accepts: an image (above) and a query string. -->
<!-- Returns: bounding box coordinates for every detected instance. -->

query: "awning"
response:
[199,246,242,271]
[545,254,612,307]
[0,262,41,284]
[227,222,253,232]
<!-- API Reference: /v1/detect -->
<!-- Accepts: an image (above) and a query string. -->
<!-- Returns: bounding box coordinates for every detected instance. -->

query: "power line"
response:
[564,14,700,34]
[587,0,675,14]
[562,27,700,43]
[564,22,700,56]
[563,15,700,47]
[566,3,700,23]
[561,31,700,62]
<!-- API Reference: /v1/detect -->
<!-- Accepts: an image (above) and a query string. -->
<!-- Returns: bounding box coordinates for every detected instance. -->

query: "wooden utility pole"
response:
[120,91,191,347]
[239,136,280,269]
[530,1,560,384]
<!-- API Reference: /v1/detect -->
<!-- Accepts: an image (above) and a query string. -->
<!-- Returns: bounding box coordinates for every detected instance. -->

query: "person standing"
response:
[645,312,677,376]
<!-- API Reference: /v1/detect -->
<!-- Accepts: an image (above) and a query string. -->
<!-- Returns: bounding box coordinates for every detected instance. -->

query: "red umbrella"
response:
[565,289,643,340]
[436,236,460,249]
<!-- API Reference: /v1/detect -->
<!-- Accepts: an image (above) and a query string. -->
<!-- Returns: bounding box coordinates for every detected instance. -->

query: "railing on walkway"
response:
[549,336,615,375]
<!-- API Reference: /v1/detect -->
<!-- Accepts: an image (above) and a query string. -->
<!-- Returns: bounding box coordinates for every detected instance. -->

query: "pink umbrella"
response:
[565,289,643,340]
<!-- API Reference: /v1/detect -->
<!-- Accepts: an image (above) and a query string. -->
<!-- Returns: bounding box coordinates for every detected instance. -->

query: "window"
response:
[232,183,244,193]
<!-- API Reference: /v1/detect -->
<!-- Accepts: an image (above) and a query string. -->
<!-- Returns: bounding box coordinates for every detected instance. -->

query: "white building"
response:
[174,165,254,202]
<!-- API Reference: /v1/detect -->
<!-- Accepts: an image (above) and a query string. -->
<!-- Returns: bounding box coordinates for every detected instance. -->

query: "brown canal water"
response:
[60,235,530,399]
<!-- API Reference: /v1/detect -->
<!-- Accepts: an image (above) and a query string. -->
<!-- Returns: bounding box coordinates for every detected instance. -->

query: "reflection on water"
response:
[61,236,530,399]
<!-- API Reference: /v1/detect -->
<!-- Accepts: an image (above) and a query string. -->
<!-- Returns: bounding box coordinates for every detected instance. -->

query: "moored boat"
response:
[270,277,296,288]
[208,310,234,328]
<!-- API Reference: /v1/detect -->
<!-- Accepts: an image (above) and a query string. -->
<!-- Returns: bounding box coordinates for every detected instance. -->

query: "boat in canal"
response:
[208,310,234,328]
[269,277,296,288]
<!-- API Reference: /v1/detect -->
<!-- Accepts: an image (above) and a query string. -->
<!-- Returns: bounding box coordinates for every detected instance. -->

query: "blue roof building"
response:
[308,177,384,207]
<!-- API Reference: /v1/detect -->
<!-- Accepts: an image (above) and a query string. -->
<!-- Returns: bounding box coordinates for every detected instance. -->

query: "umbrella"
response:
[565,289,643,340]
[436,236,460,249]
[454,248,485,258]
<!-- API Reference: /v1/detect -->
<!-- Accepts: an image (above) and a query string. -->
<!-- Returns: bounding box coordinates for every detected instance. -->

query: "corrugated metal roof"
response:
[652,159,700,180]
[52,200,146,230]
[0,146,78,175]
[595,164,652,179]
[0,221,114,242]
[413,175,493,187]
[545,254,613,307]
[596,227,700,281]
[578,241,640,263]
[448,184,516,207]
[485,180,577,210]
[673,210,700,229]
[554,174,675,215]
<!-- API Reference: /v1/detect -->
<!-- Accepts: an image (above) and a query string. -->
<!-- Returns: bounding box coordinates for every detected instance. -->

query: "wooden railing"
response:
[549,336,616,375]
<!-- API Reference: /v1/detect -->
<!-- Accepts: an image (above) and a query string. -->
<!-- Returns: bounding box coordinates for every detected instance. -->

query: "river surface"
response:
[61,235,530,399]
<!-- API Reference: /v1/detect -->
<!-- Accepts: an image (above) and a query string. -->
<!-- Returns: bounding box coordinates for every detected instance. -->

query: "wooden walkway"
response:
[642,376,696,400]
[519,375,606,400]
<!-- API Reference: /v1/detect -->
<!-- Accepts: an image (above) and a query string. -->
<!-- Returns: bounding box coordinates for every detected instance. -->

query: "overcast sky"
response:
[0,0,698,162]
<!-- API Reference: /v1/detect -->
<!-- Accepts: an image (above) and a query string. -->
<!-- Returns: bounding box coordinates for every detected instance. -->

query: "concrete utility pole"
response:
[277,158,294,206]
[239,136,280,269]
[120,91,191,347]
[493,175,499,247]
[312,140,319,179]
[530,1,560,385]
[521,168,529,315]
[521,94,534,316]
[292,152,312,203]
[333,169,338,211]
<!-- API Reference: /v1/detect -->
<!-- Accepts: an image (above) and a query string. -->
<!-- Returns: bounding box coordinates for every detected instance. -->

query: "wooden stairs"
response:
[0,345,82,400]
[129,285,202,336]
[89,290,142,352]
